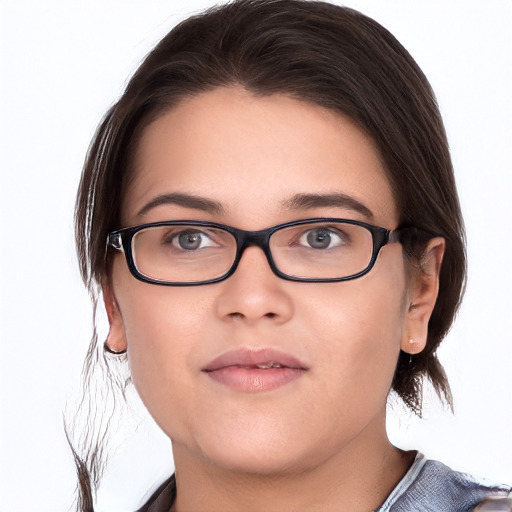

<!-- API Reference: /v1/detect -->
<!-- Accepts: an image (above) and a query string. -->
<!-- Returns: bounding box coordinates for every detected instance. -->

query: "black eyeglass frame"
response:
[107,217,414,286]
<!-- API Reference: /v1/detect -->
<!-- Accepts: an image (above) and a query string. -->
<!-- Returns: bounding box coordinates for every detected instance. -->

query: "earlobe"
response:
[401,237,445,355]
[102,281,128,354]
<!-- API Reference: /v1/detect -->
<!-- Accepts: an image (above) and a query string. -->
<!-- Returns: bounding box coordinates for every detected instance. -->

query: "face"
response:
[105,87,435,476]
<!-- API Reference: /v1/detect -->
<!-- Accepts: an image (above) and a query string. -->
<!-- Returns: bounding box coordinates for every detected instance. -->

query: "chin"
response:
[202,444,308,477]
[186,419,328,477]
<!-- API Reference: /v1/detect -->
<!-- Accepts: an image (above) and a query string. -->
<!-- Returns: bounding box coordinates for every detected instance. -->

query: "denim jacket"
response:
[376,453,511,512]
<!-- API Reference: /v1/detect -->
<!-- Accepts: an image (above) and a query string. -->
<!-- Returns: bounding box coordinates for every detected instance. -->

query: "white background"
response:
[1,1,511,511]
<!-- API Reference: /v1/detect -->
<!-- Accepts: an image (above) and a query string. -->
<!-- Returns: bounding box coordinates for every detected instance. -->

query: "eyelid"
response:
[301,226,345,242]
[280,224,345,250]
[165,226,231,250]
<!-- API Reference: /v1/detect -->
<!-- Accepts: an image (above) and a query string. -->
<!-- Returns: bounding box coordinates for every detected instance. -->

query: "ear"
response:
[102,280,128,353]
[401,237,445,355]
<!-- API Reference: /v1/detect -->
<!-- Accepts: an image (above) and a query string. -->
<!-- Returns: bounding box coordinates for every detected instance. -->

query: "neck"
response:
[170,413,415,512]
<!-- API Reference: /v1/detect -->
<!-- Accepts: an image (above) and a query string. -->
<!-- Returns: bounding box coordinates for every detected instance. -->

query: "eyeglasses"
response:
[107,218,413,286]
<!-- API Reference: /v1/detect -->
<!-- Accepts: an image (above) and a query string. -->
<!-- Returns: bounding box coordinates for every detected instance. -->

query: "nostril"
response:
[227,311,277,320]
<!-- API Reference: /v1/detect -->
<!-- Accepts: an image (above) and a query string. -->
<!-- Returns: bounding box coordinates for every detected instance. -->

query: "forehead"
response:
[124,87,397,227]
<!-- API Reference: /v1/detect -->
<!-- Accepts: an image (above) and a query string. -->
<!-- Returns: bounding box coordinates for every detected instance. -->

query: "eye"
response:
[299,227,346,249]
[167,229,218,251]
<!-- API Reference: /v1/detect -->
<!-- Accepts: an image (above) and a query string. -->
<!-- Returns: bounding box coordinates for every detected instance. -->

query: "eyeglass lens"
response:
[131,221,375,283]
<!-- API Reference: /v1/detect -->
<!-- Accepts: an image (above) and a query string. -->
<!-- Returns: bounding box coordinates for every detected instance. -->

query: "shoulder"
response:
[378,454,511,512]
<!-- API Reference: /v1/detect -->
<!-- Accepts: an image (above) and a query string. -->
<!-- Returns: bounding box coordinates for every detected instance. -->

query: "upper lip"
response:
[202,348,309,372]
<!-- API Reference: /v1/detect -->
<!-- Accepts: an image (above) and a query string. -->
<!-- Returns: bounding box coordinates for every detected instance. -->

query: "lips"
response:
[202,348,308,393]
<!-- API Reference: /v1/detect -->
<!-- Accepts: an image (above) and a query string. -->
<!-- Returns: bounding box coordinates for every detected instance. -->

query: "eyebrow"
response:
[282,193,374,219]
[136,192,225,218]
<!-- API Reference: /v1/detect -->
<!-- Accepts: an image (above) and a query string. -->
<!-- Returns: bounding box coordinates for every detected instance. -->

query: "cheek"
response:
[114,273,214,433]
[122,287,208,352]
[304,256,407,409]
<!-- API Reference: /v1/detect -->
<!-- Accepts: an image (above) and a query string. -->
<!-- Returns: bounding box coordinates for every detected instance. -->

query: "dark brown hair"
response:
[73,0,466,508]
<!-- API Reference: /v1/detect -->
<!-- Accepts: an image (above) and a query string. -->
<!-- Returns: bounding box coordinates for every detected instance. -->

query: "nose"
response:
[215,245,294,325]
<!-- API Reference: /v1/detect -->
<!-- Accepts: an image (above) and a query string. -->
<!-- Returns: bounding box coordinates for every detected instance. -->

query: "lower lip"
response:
[203,366,305,392]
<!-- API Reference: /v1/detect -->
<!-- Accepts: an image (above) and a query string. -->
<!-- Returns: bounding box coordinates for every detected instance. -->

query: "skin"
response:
[104,87,444,511]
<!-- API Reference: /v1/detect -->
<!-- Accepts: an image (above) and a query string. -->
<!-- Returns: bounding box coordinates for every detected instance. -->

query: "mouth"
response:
[202,348,309,393]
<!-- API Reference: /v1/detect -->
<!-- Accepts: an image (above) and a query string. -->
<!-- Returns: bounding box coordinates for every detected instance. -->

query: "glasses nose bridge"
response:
[235,228,275,268]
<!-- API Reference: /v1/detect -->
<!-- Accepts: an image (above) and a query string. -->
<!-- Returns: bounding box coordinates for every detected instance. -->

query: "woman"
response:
[71,1,511,510]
